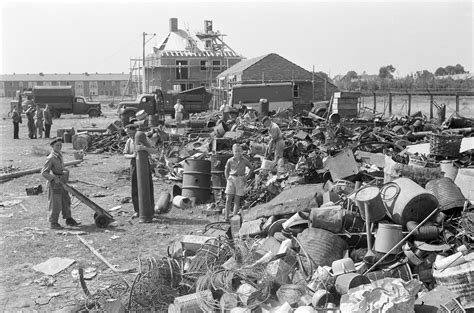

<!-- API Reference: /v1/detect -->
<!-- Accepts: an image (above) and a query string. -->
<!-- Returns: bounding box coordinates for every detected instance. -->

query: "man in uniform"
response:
[41,137,80,229]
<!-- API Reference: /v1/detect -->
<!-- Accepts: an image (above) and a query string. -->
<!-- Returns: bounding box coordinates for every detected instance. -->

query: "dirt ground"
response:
[0,106,221,311]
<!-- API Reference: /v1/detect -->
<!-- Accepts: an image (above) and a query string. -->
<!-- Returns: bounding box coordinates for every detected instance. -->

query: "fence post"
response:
[408,94,412,116]
[388,93,392,116]
[455,94,460,113]
[430,95,434,119]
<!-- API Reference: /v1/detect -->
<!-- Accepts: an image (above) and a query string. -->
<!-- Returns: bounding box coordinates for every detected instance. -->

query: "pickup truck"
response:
[117,87,212,125]
[32,86,102,118]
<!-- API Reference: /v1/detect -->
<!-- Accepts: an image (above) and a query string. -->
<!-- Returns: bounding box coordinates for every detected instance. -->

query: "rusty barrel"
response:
[211,154,232,194]
[182,159,212,204]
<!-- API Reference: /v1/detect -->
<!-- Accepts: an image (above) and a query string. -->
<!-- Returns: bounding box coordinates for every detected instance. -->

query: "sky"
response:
[0,0,472,78]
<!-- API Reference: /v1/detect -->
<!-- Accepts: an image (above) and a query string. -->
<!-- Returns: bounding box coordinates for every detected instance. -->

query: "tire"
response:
[51,110,61,119]
[88,109,100,118]
[94,214,110,228]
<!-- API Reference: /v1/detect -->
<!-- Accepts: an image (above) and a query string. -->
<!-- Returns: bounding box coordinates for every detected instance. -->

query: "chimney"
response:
[204,20,213,33]
[169,18,178,32]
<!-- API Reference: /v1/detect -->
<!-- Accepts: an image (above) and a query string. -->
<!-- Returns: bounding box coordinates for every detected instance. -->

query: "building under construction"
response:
[130,18,243,106]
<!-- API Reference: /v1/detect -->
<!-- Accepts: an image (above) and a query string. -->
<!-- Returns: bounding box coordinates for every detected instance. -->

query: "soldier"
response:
[35,104,44,138]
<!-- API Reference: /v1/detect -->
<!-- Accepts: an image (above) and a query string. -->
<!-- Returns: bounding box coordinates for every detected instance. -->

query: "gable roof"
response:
[217,54,270,78]
[217,53,336,87]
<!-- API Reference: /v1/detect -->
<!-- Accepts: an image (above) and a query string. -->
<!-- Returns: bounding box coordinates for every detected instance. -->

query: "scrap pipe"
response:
[0,160,83,181]
[364,208,439,274]
[410,128,474,138]
[135,130,154,223]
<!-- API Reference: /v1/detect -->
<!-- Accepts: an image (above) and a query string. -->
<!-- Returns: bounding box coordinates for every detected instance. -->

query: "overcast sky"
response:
[0,0,472,78]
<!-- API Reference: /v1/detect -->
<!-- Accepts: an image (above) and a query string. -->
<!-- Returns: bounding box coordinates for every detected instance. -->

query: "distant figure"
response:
[43,105,53,138]
[11,108,22,139]
[220,101,231,121]
[174,98,184,125]
[262,116,285,163]
[238,101,248,115]
[25,105,36,139]
[35,104,44,138]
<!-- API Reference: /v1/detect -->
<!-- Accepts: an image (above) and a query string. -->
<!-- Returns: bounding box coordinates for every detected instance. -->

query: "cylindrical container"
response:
[63,131,72,143]
[425,177,466,212]
[439,160,459,181]
[381,177,439,226]
[188,119,207,129]
[155,192,171,214]
[249,142,268,155]
[173,289,213,312]
[354,185,386,222]
[297,228,347,267]
[311,290,334,307]
[374,223,403,254]
[332,258,356,276]
[454,168,474,201]
[310,206,344,233]
[261,159,276,170]
[135,131,154,222]
[230,215,241,238]
[211,154,232,193]
[259,99,269,115]
[72,133,92,150]
[406,221,439,241]
[173,196,192,209]
[148,114,160,127]
[335,273,370,295]
[332,180,355,195]
[182,159,211,204]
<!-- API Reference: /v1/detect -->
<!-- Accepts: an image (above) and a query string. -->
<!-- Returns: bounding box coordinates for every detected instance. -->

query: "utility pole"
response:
[142,32,156,94]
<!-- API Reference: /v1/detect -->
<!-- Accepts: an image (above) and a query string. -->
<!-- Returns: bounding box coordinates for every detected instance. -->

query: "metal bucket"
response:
[382,177,439,226]
[182,159,212,204]
[250,142,267,155]
[335,273,370,295]
[173,196,192,209]
[310,206,345,233]
[63,131,72,143]
[211,154,232,193]
[374,223,403,254]
[354,185,386,222]
[425,177,466,212]
[297,228,346,267]
[148,114,160,127]
[188,119,207,129]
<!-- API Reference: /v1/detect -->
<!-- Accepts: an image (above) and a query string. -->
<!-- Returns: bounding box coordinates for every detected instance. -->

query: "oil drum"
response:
[182,159,212,204]
[211,154,232,194]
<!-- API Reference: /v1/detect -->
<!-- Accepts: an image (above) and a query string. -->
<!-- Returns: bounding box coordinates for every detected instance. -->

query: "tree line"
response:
[333,64,473,91]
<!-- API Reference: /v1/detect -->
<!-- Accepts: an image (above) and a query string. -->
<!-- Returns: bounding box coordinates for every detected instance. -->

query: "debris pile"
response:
[73,107,473,312]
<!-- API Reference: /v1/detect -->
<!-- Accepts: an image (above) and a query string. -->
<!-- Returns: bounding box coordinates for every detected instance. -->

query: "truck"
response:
[117,86,212,125]
[31,86,102,118]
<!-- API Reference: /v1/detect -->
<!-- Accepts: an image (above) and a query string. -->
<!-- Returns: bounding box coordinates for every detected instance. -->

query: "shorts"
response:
[225,176,245,196]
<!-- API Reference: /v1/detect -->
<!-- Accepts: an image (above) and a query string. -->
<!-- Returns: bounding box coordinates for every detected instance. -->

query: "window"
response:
[212,60,221,71]
[187,83,194,90]
[293,84,299,98]
[200,60,207,71]
[175,60,188,79]
[10,82,13,87]
[76,98,85,103]
[18,81,23,88]
[103,82,106,86]
[111,81,115,86]
[180,84,186,91]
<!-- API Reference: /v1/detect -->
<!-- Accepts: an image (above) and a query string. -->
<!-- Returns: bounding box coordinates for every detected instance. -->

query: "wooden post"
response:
[388,93,392,116]
[455,95,460,113]
[408,94,412,116]
[430,95,434,119]
[373,92,377,114]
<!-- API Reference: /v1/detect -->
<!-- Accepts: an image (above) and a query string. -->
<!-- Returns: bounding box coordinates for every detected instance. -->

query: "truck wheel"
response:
[51,110,61,119]
[88,109,100,118]
[93,213,110,228]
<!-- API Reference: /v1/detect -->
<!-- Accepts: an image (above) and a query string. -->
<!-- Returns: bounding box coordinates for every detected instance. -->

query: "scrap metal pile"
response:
[75,107,474,312]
